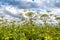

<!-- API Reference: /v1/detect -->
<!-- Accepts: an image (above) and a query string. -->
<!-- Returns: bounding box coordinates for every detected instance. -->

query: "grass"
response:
[0,13,60,40]
[0,22,60,40]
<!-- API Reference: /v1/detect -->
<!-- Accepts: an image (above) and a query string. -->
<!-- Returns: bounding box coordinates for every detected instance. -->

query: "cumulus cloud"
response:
[0,4,22,18]
[0,0,40,9]
[55,2,60,7]
[0,0,60,9]
[0,0,60,18]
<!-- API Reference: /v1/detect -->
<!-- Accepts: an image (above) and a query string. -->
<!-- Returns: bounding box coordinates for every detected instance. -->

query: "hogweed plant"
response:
[40,14,49,29]
[55,16,60,27]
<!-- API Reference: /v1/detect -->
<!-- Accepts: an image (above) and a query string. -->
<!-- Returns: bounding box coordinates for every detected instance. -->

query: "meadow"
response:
[0,22,60,40]
[0,11,60,40]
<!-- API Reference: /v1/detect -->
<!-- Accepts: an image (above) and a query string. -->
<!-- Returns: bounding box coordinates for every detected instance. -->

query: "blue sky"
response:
[0,0,60,8]
[0,0,39,8]
[0,0,60,18]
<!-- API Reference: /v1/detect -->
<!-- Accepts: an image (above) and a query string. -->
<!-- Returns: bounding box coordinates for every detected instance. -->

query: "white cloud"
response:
[0,0,60,17]
[49,8,60,16]
[5,6,18,14]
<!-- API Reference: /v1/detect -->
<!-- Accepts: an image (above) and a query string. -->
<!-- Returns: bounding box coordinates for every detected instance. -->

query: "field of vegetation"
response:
[0,23,60,40]
[0,11,60,40]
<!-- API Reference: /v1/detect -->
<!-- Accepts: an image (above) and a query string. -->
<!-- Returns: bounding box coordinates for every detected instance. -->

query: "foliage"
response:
[0,22,60,40]
[0,12,60,40]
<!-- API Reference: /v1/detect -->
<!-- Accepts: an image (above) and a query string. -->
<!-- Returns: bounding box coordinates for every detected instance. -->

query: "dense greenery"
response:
[0,23,60,40]
[0,11,60,40]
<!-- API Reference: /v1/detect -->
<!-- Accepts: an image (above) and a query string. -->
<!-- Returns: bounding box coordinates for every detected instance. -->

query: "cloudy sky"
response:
[0,0,60,8]
[0,0,60,18]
